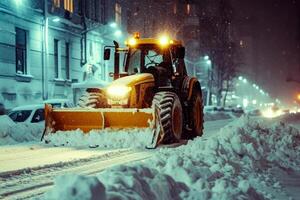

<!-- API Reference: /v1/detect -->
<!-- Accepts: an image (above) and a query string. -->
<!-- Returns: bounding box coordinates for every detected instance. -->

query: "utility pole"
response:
[42,0,48,100]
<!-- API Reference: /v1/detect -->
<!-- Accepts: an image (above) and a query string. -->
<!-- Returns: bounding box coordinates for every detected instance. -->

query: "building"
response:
[0,0,128,108]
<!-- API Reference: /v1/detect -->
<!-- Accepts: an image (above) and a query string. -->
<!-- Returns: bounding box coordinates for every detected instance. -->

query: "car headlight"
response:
[106,85,132,100]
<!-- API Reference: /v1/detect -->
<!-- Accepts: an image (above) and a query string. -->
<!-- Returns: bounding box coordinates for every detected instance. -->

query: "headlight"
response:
[106,85,131,100]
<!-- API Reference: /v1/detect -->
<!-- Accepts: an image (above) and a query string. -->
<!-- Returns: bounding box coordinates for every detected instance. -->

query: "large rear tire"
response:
[185,89,204,139]
[77,92,108,108]
[152,92,183,145]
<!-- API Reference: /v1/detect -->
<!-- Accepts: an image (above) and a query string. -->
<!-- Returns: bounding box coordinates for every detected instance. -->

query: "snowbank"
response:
[204,111,233,121]
[44,128,153,149]
[45,175,106,200]
[0,115,44,145]
[45,116,300,199]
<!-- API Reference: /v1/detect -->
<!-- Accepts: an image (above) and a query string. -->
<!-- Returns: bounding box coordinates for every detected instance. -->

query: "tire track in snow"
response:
[0,149,153,199]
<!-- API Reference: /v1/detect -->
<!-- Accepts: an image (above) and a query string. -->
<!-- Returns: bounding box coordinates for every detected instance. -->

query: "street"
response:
[0,118,233,199]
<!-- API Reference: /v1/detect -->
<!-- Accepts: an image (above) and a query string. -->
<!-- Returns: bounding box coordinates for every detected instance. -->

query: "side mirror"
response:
[104,48,111,60]
[177,47,185,59]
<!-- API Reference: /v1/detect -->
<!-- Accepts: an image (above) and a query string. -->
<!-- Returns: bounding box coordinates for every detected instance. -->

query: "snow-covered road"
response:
[0,119,234,199]
[0,148,153,199]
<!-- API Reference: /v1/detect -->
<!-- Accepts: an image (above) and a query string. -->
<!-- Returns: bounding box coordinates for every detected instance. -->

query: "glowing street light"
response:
[14,0,22,5]
[206,60,212,65]
[204,55,209,60]
[110,22,117,28]
[114,30,122,37]
[238,76,243,81]
[52,17,60,22]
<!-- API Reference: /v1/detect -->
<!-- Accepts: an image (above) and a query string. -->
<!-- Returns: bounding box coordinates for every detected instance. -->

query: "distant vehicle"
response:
[8,104,45,123]
[248,109,262,116]
[43,99,74,108]
[232,107,244,114]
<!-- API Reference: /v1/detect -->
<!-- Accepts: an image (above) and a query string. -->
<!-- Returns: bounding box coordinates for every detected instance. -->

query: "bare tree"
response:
[197,0,240,106]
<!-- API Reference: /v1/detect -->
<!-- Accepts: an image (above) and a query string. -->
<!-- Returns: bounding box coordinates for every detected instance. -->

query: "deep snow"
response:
[0,115,43,145]
[0,111,235,147]
[44,115,300,200]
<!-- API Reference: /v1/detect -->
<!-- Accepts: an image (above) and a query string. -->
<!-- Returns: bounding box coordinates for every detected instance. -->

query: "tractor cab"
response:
[104,34,187,87]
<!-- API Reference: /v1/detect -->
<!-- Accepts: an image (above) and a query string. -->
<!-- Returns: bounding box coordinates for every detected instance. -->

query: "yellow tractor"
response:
[42,34,204,148]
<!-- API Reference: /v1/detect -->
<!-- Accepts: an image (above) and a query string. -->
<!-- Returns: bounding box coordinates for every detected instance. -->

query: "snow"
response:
[44,175,106,200]
[204,111,233,121]
[0,115,43,145]
[45,115,300,199]
[44,128,153,149]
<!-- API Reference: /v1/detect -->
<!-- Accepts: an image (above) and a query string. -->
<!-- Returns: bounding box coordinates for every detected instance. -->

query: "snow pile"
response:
[0,115,44,145]
[46,116,300,199]
[44,128,153,149]
[204,111,233,121]
[45,174,106,200]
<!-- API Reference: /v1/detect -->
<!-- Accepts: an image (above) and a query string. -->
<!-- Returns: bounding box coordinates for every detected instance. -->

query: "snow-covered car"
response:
[8,104,45,124]
[43,99,74,108]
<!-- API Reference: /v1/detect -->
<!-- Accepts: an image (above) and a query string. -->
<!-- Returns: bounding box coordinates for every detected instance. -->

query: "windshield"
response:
[8,110,32,122]
[126,45,172,74]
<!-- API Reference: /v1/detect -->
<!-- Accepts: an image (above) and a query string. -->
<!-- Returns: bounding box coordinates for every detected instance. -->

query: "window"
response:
[31,109,45,123]
[64,0,73,13]
[9,110,32,123]
[186,4,191,15]
[173,3,177,14]
[100,0,106,23]
[53,0,60,7]
[54,39,62,79]
[115,3,122,25]
[15,28,27,74]
[65,42,70,80]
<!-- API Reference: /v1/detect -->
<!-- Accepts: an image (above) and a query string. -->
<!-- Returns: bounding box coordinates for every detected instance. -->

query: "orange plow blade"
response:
[43,104,154,135]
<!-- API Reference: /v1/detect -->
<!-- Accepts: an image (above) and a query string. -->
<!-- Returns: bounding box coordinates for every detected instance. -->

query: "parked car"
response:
[8,104,45,124]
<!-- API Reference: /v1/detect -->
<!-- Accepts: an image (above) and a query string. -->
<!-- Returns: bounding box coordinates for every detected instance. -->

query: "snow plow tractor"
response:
[43,34,204,148]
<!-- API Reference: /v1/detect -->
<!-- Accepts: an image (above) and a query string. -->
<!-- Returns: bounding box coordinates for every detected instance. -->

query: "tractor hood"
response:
[108,73,154,88]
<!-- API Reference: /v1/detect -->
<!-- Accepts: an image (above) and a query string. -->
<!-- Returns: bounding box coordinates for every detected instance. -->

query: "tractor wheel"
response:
[152,92,183,145]
[77,92,108,108]
[185,89,204,139]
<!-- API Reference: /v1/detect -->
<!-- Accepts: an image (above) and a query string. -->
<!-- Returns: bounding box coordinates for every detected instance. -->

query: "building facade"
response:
[0,0,128,108]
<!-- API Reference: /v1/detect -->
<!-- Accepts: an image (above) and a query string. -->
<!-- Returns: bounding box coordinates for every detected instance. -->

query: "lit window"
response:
[187,4,190,15]
[239,40,244,47]
[53,0,60,7]
[64,0,73,13]
[173,3,177,14]
[115,3,122,25]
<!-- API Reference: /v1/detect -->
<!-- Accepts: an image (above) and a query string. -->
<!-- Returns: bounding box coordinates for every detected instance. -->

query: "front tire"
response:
[152,92,183,145]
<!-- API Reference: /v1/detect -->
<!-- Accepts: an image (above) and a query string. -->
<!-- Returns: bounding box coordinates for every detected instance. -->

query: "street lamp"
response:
[109,22,117,28]
[14,0,22,5]
[114,30,122,37]
[204,55,209,60]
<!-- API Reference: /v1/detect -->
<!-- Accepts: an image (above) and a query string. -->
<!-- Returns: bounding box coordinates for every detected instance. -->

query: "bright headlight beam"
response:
[159,35,170,46]
[106,85,131,99]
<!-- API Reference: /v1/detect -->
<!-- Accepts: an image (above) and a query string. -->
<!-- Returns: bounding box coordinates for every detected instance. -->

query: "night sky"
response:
[232,0,300,105]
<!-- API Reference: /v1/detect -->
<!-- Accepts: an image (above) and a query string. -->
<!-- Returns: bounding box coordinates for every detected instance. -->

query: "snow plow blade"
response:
[43,104,154,135]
